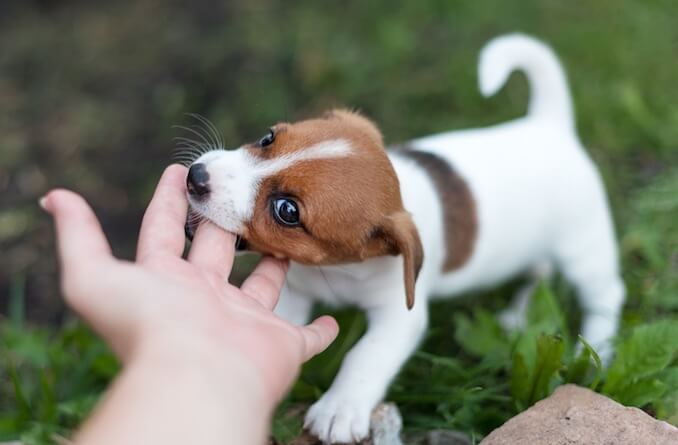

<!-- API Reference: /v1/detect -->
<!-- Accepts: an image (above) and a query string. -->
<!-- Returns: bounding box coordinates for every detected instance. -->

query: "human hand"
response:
[42,164,338,403]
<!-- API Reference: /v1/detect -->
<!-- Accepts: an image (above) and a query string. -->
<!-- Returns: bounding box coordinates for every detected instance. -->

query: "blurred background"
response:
[1,0,677,443]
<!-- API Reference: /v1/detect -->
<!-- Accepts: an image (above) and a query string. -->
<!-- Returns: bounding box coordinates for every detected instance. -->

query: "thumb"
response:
[299,315,339,361]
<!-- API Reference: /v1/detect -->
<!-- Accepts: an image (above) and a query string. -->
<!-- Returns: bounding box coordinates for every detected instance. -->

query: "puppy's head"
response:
[187,109,423,308]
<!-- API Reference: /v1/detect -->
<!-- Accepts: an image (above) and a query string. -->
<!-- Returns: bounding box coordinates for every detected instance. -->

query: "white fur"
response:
[279,34,625,443]
[479,33,574,129]
[256,139,353,176]
[188,139,352,232]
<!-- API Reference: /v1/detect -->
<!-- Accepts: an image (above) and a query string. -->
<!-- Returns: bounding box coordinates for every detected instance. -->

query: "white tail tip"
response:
[477,33,574,126]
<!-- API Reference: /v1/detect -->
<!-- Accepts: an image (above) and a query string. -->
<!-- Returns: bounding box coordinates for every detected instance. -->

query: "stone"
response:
[288,402,404,445]
[480,384,678,445]
[370,403,404,445]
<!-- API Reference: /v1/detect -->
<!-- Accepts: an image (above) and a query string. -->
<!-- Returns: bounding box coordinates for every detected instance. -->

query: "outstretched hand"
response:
[42,164,338,403]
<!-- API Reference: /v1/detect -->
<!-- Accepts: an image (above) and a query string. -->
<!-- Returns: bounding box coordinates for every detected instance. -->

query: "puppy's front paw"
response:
[304,393,372,444]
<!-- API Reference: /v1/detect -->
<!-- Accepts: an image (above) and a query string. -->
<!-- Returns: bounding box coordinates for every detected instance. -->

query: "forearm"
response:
[73,342,272,445]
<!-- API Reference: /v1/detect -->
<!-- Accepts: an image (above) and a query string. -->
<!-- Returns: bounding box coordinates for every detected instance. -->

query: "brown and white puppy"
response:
[187,110,423,308]
[185,34,624,444]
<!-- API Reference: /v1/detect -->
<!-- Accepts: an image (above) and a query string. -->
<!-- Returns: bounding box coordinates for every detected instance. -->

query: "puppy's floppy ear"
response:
[368,211,424,310]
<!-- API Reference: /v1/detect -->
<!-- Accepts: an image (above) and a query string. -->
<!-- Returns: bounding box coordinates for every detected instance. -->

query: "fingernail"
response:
[38,195,48,212]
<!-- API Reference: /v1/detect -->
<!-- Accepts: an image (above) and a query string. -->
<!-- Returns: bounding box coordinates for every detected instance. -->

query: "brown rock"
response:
[480,384,678,445]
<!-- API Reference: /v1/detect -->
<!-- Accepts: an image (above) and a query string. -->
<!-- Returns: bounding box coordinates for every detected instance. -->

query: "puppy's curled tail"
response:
[478,33,574,129]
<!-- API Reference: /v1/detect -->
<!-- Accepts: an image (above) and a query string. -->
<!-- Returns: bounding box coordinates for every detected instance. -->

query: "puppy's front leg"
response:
[305,297,428,444]
[275,283,313,326]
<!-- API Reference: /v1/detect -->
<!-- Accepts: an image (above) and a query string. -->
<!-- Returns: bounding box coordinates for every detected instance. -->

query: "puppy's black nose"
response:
[187,163,210,197]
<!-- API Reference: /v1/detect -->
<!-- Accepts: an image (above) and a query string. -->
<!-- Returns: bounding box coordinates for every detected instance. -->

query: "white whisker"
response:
[173,125,215,151]
[189,113,225,149]
[173,136,208,152]
[172,146,204,157]
[172,114,227,170]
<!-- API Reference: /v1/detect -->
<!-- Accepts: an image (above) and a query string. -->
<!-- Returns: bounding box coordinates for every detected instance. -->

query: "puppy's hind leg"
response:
[554,213,625,364]
[499,261,553,331]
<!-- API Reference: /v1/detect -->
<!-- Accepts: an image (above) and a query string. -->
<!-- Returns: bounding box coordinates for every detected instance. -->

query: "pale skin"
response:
[41,164,339,445]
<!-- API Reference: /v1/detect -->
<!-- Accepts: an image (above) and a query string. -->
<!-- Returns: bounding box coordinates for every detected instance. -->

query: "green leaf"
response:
[604,320,678,395]
[526,282,569,342]
[8,363,31,423]
[2,325,51,367]
[649,367,678,425]
[415,351,469,378]
[565,344,591,385]
[580,336,603,391]
[37,370,57,424]
[272,402,304,443]
[512,327,539,377]
[655,389,678,426]
[566,336,603,390]
[57,394,99,424]
[657,367,678,391]
[614,378,668,407]
[511,334,565,410]
[528,335,565,405]
[454,310,509,358]
[20,422,62,445]
[510,352,530,410]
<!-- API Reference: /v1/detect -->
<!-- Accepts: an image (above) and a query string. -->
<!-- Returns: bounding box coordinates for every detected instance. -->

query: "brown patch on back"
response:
[397,148,477,272]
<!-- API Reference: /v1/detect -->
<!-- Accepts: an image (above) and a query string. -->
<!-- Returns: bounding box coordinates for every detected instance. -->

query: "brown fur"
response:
[241,110,423,308]
[397,148,477,272]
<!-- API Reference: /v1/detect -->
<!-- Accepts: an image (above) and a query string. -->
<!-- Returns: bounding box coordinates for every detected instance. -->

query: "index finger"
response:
[136,164,189,261]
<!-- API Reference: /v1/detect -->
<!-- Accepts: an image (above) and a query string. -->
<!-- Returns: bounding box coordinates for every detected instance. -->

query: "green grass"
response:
[1,0,678,443]
[0,322,117,443]
[3,167,677,444]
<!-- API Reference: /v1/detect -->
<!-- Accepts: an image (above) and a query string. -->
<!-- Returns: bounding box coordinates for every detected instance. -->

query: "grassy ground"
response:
[1,1,677,443]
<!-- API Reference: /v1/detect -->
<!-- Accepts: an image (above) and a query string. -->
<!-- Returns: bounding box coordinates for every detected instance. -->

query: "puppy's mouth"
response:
[184,211,250,252]
[184,209,201,240]
[234,235,249,251]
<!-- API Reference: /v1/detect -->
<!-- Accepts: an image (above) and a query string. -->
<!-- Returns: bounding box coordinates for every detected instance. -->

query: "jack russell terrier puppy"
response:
[184,34,625,444]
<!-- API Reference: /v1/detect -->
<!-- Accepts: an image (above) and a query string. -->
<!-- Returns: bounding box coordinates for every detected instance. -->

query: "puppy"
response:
[185,34,624,443]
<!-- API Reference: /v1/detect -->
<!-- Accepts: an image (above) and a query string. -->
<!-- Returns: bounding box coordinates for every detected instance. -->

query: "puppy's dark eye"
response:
[271,197,300,226]
[258,129,275,147]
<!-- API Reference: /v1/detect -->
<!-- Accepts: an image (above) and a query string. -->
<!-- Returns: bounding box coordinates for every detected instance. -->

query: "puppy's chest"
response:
[286,256,406,308]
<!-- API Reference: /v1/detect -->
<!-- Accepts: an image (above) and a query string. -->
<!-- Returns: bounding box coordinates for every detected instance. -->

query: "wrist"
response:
[130,335,275,443]
[131,331,277,409]
[77,337,274,445]
[130,321,298,404]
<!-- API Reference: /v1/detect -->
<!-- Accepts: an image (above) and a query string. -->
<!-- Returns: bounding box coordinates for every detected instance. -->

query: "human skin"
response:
[41,164,339,445]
